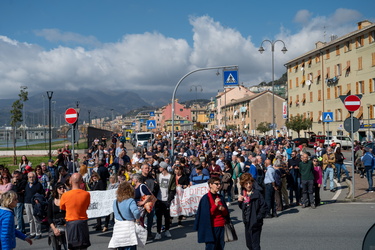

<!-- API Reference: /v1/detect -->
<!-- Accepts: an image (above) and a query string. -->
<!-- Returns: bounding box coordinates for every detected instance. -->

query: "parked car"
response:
[364,142,375,154]
[292,138,309,147]
[324,136,353,149]
[308,134,326,147]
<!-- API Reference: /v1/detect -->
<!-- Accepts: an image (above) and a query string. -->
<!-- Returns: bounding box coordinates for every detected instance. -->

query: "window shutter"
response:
[370,79,374,93]
[370,105,374,119]
[356,82,359,94]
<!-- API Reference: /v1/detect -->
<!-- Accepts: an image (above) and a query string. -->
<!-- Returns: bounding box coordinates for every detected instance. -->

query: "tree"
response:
[285,115,312,138]
[256,121,271,134]
[10,89,28,164]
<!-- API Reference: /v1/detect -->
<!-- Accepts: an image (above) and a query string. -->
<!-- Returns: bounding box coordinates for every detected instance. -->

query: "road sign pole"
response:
[350,112,355,200]
[71,124,75,167]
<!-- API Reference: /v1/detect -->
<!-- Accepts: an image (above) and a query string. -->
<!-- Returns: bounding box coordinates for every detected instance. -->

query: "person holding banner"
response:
[171,165,190,227]
[194,177,229,250]
[238,173,267,250]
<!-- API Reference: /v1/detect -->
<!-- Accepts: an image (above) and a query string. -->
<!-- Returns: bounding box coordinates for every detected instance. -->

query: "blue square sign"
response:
[146,120,156,129]
[322,112,334,122]
[223,70,239,87]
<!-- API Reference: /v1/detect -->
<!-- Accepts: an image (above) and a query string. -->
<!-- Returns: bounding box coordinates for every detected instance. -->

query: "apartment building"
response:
[222,90,285,134]
[286,20,375,141]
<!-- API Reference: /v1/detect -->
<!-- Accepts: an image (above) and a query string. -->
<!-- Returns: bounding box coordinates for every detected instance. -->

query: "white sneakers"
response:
[154,230,172,240]
[165,230,172,238]
[154,233,162,240]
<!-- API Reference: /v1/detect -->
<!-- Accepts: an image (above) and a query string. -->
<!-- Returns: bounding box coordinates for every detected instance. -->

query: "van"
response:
[324,136,352,149]
[132,132,154,148]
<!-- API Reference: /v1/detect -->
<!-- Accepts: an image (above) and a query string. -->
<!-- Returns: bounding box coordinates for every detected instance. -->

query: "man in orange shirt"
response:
[60,173,91,250]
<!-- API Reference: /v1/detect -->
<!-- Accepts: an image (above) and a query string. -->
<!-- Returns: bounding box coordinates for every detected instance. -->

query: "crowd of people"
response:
[0,129,374,249]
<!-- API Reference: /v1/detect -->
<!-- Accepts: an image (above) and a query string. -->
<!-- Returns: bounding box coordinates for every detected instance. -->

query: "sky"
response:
[0,0,374,102]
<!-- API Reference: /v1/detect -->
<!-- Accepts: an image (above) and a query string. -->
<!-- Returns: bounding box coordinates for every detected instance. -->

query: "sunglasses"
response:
[212,182,221,186]
[57,186,66,190]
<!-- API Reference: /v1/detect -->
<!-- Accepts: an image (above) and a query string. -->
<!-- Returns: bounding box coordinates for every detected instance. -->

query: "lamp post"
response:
[46,91,53,159]
[259,40,287,136]
[190,85,203,123]
[171,65,238,163]
[368,104,371,141]
[88,110,91,126]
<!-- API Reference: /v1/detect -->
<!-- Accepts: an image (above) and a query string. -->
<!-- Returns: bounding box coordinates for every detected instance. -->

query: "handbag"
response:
[139,184,157,213]
[224,218,238,242]
[116,200,147,247]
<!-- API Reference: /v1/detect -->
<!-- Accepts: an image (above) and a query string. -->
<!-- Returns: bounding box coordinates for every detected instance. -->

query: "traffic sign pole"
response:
[350,112,355,200]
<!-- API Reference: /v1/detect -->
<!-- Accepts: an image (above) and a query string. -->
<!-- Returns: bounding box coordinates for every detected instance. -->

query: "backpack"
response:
[32,193,48,221]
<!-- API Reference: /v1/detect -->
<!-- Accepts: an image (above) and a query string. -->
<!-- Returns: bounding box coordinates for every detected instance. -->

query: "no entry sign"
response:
[65,108,78,124]
[344,95,361,112]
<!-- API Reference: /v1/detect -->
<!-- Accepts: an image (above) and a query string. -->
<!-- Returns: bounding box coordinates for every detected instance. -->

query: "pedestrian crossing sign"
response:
[322,112,334,122]
[223,69,239,87]
[146,120,156,129]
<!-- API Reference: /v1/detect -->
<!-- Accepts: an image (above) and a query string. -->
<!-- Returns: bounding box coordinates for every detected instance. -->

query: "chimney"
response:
[315,41,326,49]
[358,20,372,30]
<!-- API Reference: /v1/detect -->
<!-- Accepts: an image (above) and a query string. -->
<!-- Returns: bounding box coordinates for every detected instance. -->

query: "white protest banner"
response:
[170,183,209,217]
[87,189,117,219]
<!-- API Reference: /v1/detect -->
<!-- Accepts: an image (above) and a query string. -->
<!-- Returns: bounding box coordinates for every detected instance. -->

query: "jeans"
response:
[314,183,321,206]
[301,180,314,206]
[15,202,25,232]
[146,208,155,234]
[118,246,136,250]
[335,163,350,181]
[323,168,334,190]
[365,166,373,191]
[155,201,170,233]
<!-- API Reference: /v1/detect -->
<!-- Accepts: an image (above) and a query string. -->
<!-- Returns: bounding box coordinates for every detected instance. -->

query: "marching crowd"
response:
[0,129,374,250]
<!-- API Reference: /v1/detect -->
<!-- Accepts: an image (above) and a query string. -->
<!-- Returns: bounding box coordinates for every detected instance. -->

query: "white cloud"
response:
[0,9,370,100]
[34,29,101,47]
[294,10,312,24]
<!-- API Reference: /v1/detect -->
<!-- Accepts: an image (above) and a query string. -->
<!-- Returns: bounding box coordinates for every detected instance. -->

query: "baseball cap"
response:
[159,161,168,169]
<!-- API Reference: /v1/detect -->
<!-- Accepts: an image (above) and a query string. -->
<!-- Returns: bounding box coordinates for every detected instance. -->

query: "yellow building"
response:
[286,20,375,141]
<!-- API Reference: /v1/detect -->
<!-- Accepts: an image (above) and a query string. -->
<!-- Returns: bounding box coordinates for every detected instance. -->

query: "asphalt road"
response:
[16,196,375,250]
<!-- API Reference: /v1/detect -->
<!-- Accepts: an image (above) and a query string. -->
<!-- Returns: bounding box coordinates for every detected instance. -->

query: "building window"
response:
[336,64,342,76]
[345,61,351,77]
[289,79,293,89]
[337,85,342,96]
[308,57,312,68]
[326,49,330,59]
[370,30,375,43]
[308,73,313,81]
[358,57,363,71]
[327,88,331,99]
[336,45,340,56]
[326,67,330,78]
[315,53,320,63]
[180,109,183,112]
[318,90,322,101]
[296,77,299,87]
[344,40,352,52]
[310,92,313,102]
[356,35,364,48]
[371,78,375,93]
[372,52,375,67]
[357,81,365,94]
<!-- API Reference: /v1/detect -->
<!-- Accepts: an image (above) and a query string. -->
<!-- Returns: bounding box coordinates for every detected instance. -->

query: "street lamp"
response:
[190,85,203,123]
[88,110,91,126]
[259,39,287,136]
[171,65,238,163]
[368,104,371,141]
[46,91,53,159]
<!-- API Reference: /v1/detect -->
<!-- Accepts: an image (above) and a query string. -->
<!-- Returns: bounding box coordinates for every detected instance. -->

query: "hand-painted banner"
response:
[87,189,117,219]
[170,183,209,217]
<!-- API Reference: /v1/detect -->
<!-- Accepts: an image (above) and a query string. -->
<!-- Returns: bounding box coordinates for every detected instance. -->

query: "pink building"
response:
[158,100,192,130]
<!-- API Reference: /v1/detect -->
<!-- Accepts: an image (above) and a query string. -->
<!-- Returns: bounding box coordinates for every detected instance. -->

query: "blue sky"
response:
[0,0,374,101]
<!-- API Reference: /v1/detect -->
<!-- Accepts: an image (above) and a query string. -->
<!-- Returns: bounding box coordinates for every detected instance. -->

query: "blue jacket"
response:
[0,207,27,250]
[362,152,375,168]
[194,193,229,243]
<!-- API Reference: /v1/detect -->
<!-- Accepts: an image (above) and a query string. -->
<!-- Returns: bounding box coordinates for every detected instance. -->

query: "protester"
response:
[322,147,336,192]
[238,173,267,250]
[47,182,67,250]
[154,161,174,240]
[299,153,315,209]
[24,172,44,239]
[194,177,229,250]
[60,173,91,250]
[334,147,350,183]
[312,157,323,206]
[108,181,141,250]
[0,172,13,196]
[88,173,106,231]
[0,190,33,249]
[361,147,375,192]
[12,170,27,233]
[19,155,32,173]
[103,175,119,232]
